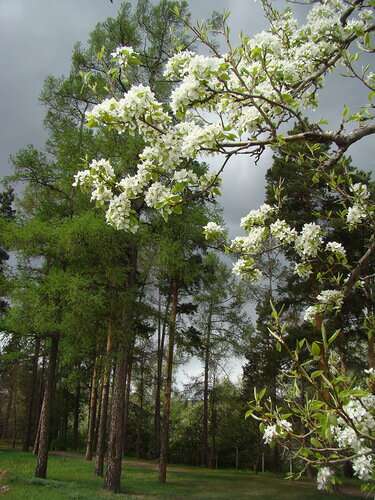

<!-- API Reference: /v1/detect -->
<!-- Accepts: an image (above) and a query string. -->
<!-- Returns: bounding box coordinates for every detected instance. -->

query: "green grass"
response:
[0,449,362,499]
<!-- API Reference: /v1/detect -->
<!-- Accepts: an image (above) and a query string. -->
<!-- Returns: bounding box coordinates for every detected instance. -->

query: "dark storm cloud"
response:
[0,0,118,177]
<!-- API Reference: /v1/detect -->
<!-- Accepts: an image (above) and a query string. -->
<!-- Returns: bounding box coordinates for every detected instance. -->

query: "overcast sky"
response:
[1,0,373,385]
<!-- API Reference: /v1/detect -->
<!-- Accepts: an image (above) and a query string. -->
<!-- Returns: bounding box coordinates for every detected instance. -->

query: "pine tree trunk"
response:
[123,348,133,454]
[12,366,18,448]
[23,337,41,451]
[33,352,46,455]
[368,330,375,369]
[3,377,14,440]
[104,350,128,492]
[95,321,112,476]
[202,303,212,467]
[154,290,170,458]
[73,379,80,450]
[33,407,42,455]
[136,353,145,459]
[94,380,103,456]
[104,244,137,493]
[159,280,178,483]
[85,357,99,460]
[208,373,217,469]
[35,335,59,478]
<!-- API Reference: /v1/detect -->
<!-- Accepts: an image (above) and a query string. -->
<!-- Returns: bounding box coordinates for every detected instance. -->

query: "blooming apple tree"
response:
[74,0,375,491]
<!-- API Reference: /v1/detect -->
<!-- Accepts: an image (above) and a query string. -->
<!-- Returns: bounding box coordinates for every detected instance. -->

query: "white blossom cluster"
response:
[232,258,262,282]
[110,45,136,68]
[73,159,115,205]
[326,241,346,260]
[240,204,276,230]
[263,419,293,445]
[331,394,375,481]
[295,223,324,259]
[347,183,371,230]
[316,467,333,491]
[270,219,297,244]
[303,289,344,323]
[203,222,225,240]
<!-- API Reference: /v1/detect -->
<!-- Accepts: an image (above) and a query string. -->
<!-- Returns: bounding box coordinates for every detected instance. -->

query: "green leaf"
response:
[328,329,340,345]
[311,370,324,379]
[311,342,321,357]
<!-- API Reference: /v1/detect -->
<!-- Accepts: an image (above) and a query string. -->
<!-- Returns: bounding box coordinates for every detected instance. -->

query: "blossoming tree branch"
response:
[74,0,375,493]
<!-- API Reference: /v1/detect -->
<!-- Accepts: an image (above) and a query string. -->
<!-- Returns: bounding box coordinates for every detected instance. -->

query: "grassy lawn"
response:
[0,449,362,499]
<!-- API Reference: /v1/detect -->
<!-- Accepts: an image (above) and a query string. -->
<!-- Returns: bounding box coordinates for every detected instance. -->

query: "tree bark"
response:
[104,244,137,493]
[136,352,145,459]
[122,347,133,454]
[85,356,99,460]
[202,302,212,467]
[159,280,178,483]
[208,372,217,469]
[23,337,41,451]
[368,330,375,369]
[3,376,14,440]
[154,290,170,458]
[33,352,46,455]
[95,320,113,476]
[73,379,80,450]
[35,335,59,478]
[104,349,128,492]
[12,366,18,449]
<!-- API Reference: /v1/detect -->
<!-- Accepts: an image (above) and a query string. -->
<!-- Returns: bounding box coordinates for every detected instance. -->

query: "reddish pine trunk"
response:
[368,331,375,369]
[208,374,217,469]
[154,291,170,457]
[35,335,59,478]
[23,337,41,451]
[73,379,80,450]
[85,357,99,461]
[95,321,113,476]
[123,347,133,454]
[159,280,178,483]
[136,353,145,459]
[202,303,212,467]
[33,352,46,455]
[104,245,137,493]
[3,377,14,440]
[104,350,128,492]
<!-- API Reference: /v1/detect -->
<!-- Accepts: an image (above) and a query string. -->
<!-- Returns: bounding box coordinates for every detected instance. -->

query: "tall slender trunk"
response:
[3,377,14,440]
[123,347,133,454]
[33,407,42,455]
[95,320,113,476]
[202,302,212,467]
[159,280,178,483]
[154,290,170,458]
[85,356,99,460]
[94,378,103,456]
[23,337,41,451]
[368,330,375,369]
[104,244,137,493]
[35,335,59,478]
[11,365,18,448]
[33,352,46,455]
[136,353,145,459]
[104,349,128,492]
[209,372,217,469]
[73,378,80,450]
